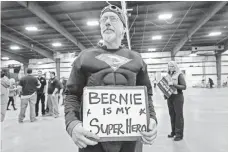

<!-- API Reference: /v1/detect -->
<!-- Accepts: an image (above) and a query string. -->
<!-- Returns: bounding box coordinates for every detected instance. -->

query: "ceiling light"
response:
[52,42,62,47]
[208,32,221,36]
[87,20,99,26]
[1,57,9,60]
[148,48,156,51]
[224,26,227,28]
[189,53,197,57]
[158,13,172,20]
[37,61,42,64]
[99,39,104,43]
[10,45,20,50]
[25,26,38,31]
[152,35,162,40]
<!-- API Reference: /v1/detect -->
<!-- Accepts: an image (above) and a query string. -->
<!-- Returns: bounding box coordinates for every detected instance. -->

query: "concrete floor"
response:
[1,87,228,152]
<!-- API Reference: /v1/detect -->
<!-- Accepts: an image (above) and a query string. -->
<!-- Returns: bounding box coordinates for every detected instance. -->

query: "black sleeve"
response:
[64,53,87,136]
[19,78,23,87]
[43,78,47,86]
[177,74,187,90]
[136,60,157,123]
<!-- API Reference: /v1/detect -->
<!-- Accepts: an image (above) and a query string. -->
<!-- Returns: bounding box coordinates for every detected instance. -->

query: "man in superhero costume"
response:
[65,5,157,152]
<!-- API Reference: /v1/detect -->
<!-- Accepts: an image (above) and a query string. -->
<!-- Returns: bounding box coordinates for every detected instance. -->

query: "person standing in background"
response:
[208,78,214,88]
[61,77,67,106]
[1,70,10,122]
[166,61,186,141]
[35,70,47,117]
[7,78,17,111]
[46,72,62,118]
[18,68,41,123]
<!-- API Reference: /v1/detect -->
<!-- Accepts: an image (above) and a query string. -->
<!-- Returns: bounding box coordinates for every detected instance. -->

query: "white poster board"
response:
[83,86,149,142]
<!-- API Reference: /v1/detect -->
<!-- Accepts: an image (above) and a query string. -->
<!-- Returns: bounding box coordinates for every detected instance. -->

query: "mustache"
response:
[103,28,114,33]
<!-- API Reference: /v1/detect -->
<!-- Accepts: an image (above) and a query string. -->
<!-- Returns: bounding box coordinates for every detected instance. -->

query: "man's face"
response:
[100,12,125,43]
[38,71,42,77]
[50,73,54,79]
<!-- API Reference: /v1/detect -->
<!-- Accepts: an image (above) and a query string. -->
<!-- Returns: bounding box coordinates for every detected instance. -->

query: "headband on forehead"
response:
[100,5,126,27]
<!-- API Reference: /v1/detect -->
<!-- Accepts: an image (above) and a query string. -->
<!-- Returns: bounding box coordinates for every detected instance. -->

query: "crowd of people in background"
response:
[1,68,66,123]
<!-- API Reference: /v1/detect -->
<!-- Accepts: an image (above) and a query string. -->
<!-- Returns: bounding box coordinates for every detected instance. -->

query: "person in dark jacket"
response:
[166,61,186,141]
[35,70,47,116]
[208,78,214,88]
[64,4,157,152]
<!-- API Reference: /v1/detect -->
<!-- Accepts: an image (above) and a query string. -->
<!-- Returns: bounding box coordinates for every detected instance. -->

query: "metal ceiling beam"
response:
[17,1,86,51]
[1,50,29,64]
[172,1,227,56]
[1,31,54,60]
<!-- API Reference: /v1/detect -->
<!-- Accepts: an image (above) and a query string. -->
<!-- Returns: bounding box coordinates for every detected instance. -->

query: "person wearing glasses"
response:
[166,61,186,141]
[64,5,157,152]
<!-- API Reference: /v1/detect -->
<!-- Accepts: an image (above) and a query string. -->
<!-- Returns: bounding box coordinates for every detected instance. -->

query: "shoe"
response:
[42,114,45,117]
[7,108,10,110]
[14,108,17,111]
[31,118,37,122]
[45,113,53,116]
[54,115,59,118]
[18,120,23,123]
[174,136,183,141]
[168,132,175,138]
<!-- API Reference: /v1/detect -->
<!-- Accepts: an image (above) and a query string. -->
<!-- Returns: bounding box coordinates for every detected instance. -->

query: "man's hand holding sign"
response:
[70,87,157,148]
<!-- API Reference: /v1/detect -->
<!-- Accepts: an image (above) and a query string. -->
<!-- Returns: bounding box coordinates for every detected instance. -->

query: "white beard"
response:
[103,33,116,43]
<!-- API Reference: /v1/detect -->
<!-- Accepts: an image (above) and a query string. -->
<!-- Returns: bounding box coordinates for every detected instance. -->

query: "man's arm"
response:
[136,60,157,124]
[65,55,86,136]
[36,79,41,88]
[43,78,47,94]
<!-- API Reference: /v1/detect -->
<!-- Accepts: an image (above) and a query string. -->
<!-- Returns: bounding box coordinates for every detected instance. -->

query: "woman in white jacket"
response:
[1,70,10,122]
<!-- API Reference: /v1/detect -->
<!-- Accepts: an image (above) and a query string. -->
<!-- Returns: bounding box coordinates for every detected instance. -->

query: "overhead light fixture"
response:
[1,57,9,60]
[99,39,104,43]
[189,53,197,57]
[152,35,162,40]
[52,42,62,47]
[10,45,20,50]
[208,32,221,36]
[148,48,156,51]
[87,20,99,26]
[37,61,42,64]
[158,13,172,20]
[25,26,38,31]
[224,26,227,28]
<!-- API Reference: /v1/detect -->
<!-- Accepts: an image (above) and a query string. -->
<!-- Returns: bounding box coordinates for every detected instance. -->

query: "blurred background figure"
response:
[46,72,62,118]
[18,68,41,123]
[1,70,10,122]
[7,78,17,111]
[60,77,67,106]
[208,78,214,88]
[36,70,47,117]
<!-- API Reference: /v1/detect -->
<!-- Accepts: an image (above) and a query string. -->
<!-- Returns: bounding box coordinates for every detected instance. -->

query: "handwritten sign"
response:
[83,86,149,141]
[157,76,176,98]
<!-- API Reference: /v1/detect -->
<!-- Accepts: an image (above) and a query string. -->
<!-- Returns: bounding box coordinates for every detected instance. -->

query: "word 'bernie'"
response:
[89,92,143,105]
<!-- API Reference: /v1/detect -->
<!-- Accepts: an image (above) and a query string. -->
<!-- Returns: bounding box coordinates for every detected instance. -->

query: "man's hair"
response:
[27,68,32,74]
[1,70,5,78]
[50,71,55,76]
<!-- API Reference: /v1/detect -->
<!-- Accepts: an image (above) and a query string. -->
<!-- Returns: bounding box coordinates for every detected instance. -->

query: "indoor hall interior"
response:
[1,1,228,152]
